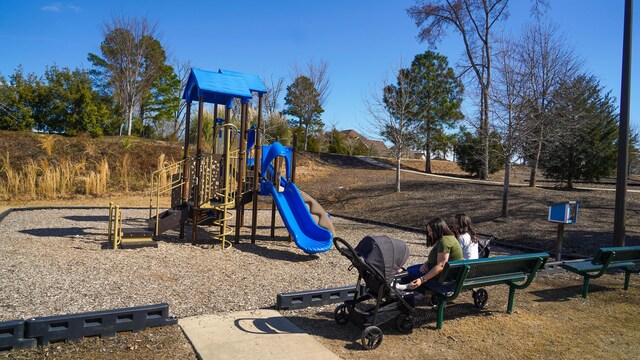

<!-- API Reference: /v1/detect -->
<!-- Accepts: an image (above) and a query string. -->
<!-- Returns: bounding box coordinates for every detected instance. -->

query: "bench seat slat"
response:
[461,273,527,289]
[561,260,636,273]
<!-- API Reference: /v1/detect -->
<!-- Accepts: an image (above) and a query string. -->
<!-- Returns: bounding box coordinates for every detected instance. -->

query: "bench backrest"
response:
[440,252,550,284]
[592,246,640,265]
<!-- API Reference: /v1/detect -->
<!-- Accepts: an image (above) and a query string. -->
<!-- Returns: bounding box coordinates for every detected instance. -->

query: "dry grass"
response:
[0,152,20,197]
[82,139,99,157]
[79,159,110,196]
[119,153,131,193]
[0,154,110,200]
[156,153,169,190]
[38,135,56,156]
[295,154,339,181]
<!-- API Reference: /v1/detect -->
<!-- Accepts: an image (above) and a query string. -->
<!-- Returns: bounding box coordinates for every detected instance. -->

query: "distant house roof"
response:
[182,68,266,107]
[340,129,388,155]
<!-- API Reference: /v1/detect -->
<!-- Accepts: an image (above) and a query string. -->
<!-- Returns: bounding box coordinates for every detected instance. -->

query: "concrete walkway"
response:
[180,309,340,360]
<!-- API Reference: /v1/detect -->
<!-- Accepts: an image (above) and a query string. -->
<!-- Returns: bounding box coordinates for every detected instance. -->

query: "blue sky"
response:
[0,1,638,139]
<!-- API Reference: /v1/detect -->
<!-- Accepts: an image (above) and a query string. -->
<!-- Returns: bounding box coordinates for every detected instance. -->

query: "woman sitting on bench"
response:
[401,217,463,292]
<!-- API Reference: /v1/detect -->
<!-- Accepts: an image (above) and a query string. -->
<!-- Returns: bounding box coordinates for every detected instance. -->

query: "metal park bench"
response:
[560,246,640,298]
[419,252,549,329]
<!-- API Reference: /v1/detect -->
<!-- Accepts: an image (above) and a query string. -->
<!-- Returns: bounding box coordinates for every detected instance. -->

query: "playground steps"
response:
[120,240,158,249]
[149,207,188,235]
[193,208,222,226]
[120,228,157,249]
[240,191,254,206]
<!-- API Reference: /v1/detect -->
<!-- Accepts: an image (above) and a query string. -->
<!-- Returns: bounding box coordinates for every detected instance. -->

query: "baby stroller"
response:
[333,236,415,350]
[477,233,493,259]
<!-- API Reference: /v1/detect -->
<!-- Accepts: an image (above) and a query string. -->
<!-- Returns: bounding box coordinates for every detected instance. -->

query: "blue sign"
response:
[548,201,579,224]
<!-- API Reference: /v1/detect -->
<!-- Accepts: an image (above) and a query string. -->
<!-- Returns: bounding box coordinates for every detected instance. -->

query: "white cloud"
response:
[41,4,63,12]
[40,3,82,13]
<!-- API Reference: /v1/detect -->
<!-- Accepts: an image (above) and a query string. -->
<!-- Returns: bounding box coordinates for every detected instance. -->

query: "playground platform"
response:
[180,309,340,360]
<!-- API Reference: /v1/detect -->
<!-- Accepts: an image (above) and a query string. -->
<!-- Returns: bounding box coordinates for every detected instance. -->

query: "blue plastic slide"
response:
[260,142,333,254]
[261,180,333,254]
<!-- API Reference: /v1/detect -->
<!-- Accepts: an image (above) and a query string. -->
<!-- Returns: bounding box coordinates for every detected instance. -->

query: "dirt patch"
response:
[1,325,196,360]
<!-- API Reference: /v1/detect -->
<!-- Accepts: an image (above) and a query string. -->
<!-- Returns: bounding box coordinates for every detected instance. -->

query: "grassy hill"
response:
[0,131,182,200]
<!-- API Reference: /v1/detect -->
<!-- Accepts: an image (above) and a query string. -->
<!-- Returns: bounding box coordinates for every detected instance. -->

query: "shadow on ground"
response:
[529,283,617,302]
[20,227,102,237]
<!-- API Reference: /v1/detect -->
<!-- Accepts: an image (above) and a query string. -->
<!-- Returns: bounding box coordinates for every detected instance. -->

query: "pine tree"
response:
[541,75,618,188]
[407,51,464,172]
[283,76,324,150]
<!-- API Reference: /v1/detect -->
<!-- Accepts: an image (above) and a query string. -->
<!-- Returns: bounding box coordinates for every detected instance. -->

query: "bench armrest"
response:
[507,256,546,290]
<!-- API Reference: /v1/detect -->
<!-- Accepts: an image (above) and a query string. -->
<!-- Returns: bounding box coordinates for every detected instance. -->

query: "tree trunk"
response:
[481,87,490,180]
[425,126,432,173]
[501,153,511,218]
[127,106,133,136]
[395,157,401,192]
[529,138,542,187]
[303,123,309,151]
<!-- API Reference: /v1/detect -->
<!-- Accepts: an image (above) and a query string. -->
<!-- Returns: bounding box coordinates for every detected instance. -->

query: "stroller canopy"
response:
[354,236,410,282]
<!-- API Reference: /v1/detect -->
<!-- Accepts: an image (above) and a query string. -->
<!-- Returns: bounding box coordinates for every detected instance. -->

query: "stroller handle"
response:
[333,237,356,260]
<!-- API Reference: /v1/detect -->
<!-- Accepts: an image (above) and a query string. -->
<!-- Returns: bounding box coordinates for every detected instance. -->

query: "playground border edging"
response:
[276,285,366,310]
[0,320,36,351]
[0,303,177,351]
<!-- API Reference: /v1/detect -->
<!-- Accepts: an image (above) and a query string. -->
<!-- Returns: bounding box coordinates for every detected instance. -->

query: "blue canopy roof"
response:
[219,69,267,95]
[182,68,266,107]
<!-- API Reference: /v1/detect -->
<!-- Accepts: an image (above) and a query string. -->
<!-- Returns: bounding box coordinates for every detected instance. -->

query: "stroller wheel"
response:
[473,288,489,308]
[361,326,383,350]
[334,304,349,326]
[395,314,414,334]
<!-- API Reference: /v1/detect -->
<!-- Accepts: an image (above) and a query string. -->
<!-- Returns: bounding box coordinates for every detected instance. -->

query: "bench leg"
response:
[507,287,516,314]
[624,270,631,290]
[436,299,445,330]
[582,277,590,298]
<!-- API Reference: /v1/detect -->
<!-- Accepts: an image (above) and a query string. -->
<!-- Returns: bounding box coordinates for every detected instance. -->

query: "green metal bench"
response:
[420,252,549,329]
[560,246,640,298]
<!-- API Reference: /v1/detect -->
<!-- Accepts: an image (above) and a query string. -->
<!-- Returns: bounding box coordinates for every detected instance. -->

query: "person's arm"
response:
[410,252,450,288]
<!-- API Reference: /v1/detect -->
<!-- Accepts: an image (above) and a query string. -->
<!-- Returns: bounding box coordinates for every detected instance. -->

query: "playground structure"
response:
[108,68,334,253]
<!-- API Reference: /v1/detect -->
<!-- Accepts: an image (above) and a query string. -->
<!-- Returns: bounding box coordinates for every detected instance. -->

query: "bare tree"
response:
[293,59,331,107]
[344,136,362,156]
[261,74,286,139]
[88,16,166,136]
[518,21,582,186]
[408,0,547,179]
[170,58,191,139]
[263,74,285,116]
[365,66,418,192]
[491,36,531,217]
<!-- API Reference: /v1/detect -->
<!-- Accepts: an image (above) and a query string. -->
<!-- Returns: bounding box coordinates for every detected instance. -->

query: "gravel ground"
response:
[0,207,517,322]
